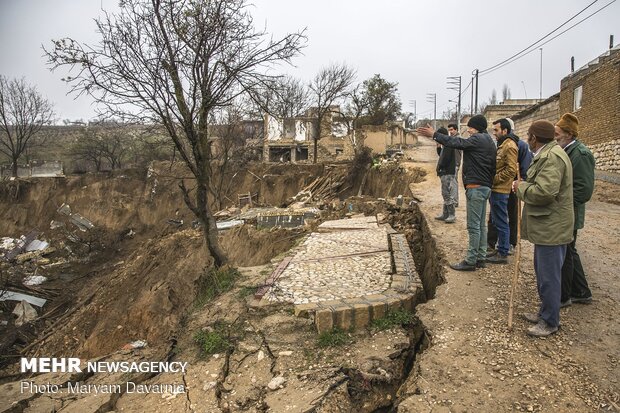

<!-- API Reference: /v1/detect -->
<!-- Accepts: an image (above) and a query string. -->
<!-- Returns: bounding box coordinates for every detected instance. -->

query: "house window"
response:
[573,85,583,111]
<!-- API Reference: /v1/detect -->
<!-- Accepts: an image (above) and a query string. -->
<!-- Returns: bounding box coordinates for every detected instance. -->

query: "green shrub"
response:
[194,326,231,356]
[317,328,351,348]
[195,266,240,307]
[371,309,415,331]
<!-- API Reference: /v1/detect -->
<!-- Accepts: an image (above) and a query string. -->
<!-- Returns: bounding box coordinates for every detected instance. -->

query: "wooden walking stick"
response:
[508,168,522,330]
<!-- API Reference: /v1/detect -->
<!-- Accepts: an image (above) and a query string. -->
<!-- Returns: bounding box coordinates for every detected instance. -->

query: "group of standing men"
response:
[417,112,595,337]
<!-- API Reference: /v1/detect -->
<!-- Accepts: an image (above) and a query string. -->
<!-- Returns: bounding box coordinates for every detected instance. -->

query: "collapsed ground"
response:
[0,144,619,412]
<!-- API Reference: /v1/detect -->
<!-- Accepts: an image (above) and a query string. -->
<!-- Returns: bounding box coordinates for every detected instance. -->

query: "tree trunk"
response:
[11,157,18,178]
[196,180,227,267]
[313,137,318,164]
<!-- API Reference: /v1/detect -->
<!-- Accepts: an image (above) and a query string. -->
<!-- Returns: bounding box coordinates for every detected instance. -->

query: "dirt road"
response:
[398,136,620,412]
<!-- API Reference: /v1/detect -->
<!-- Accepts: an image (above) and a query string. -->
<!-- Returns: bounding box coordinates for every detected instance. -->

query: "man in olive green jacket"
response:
[555,113,595,305]
[515,120,573,337]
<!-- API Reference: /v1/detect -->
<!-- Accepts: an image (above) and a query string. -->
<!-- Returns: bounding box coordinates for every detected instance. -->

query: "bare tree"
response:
[45,0,305,267]
[490,89,498,105]
[308,63,356,163]
[502,84,511,101]
[70,128,105,172]
[334,85,367,151]
[0,76,55,177]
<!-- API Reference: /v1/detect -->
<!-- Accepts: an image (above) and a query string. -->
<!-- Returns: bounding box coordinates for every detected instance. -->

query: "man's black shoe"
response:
[450,260,476,271]
[486,254,508,264]
[571,295,593,304]
[476,260,486,268]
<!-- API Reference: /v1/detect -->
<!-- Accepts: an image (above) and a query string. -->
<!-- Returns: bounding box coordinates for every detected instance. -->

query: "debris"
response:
[257,212,305,229]
[0,291,47,307]
[278,350,293,356]
[23,275,47,286]
[122,340,148,350]
[25,239,49,252]
[0,237,17,250]
[69,213,95,231]
[267,376,287,390]
[49,220,65,230]
[257,350,265,361]
[15,247,56,264]
[125,229,135,238]
[57,203,95,231]
[167,219,183,227]
[13,300,38,326]
[216,220,244,230]
[57,203,72,216]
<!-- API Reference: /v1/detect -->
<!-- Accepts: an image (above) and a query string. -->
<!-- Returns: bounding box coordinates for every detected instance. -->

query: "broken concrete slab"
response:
[57,203,72,216]
[25,239,49,252]
[216,219,244,230]
[0,291,47,307]
[69,213,95,231]
[23,275,48,286]
[13,300,38,326]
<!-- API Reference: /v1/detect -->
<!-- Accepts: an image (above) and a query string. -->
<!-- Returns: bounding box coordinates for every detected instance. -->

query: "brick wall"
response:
[511,94,560,139]
[559,46,619,170]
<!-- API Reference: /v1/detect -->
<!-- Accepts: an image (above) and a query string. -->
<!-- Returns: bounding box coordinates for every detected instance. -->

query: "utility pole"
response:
[539,48,543,100]
[426,93,437,130]
[470,75,474,116]
[474,69,479,113]
[447,76,461,130]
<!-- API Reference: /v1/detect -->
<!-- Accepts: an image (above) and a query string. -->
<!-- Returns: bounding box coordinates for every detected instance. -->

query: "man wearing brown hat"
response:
[555,113,595,306]
[515,120,573,337]
[418,114,496,271]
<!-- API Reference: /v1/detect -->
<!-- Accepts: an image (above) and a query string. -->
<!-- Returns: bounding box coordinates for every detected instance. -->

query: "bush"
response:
[317,328,351,348]
[194,325,232,356]
[370,309,415,331]
[195,266,240,307]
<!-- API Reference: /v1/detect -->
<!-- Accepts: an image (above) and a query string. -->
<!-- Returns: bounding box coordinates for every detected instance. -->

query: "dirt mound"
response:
[593,179,620,205]
[32,229,208,359]
[220,225,305,267]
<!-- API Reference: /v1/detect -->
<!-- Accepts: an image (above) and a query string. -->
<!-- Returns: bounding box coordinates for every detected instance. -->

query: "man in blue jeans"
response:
[487,119,518,264]
[417,115,497,270]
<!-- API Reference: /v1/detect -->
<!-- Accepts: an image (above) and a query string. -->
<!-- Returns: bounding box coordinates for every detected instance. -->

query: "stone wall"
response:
[589,139,620,172]
[559,46,620,147]
[511,94,560,139]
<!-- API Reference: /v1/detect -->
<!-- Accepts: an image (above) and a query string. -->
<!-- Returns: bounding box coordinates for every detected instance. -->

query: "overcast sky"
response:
[0,0,617,122]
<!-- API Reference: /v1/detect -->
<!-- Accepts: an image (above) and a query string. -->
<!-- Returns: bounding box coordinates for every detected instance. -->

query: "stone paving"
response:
[260,215,425,332]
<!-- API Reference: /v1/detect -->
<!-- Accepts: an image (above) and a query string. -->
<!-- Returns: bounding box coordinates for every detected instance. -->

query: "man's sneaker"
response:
[486,248,498,257]
[571,295,593,304]
[476,260,486,269]
[508,245,515,255]
[527,320,558,337]
[521,313,540,324]
[560,298,572,308]
[450,260,476,271]
[486,254,508,264]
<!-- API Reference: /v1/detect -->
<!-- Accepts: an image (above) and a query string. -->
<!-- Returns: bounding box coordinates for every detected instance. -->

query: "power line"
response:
[479,0,601,75]
[480,0,617,78]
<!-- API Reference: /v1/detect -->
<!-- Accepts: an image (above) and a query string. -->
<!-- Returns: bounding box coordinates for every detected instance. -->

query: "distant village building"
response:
[510,94,560,139]
[482,99,543,126]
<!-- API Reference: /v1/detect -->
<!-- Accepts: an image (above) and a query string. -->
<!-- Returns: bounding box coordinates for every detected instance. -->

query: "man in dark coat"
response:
[555,113,595,306]
[418,115,496,271]
[435,127,457,223]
